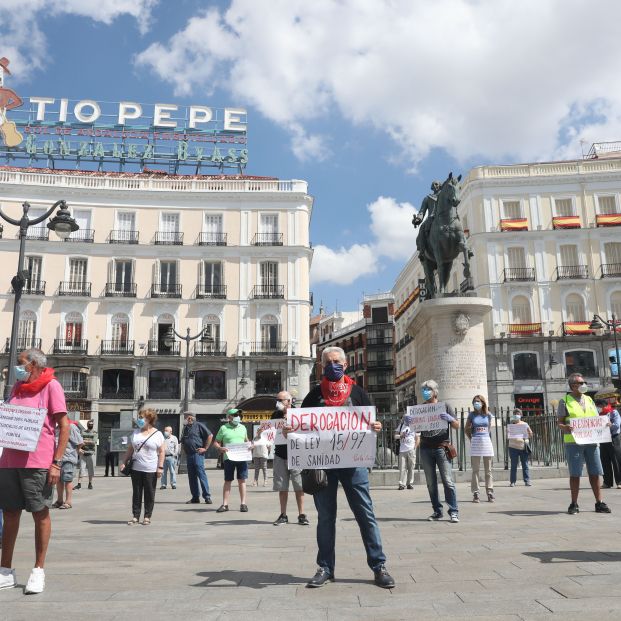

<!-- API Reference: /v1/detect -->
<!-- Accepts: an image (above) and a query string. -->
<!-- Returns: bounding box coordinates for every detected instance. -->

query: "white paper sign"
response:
[507,424,529,439]
[470,434,494,457]
[570,416,612,445]
[286,406,377,469]
[0,403,48,452]
[406,402,447,432]
[254,419,286,446]
[226,442,253,462]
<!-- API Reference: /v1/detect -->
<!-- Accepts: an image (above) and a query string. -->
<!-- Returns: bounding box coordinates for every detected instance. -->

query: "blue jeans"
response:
[420,446,458,515]
[313,467,386,574]
[161,455,177,487]
[186,453,211,500]
[509,447,530,484]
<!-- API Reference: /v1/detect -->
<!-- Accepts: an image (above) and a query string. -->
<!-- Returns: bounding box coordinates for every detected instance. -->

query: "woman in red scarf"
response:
[0,348,69,594]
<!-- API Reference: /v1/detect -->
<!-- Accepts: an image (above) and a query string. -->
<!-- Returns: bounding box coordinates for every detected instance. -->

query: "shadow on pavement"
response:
[342,516,430,522]
[202,519,273,526]
[489,510,565,516]
[524,550,621,563]
[193,570,368,588]
[82,520,132,524]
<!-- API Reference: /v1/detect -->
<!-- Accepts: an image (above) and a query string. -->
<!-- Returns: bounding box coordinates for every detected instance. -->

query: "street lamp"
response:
[164,326,212,412]
[1,200,78,394]
[589,313,621,389]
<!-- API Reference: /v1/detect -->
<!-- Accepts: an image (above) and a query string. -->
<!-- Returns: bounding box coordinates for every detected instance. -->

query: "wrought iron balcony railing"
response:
[249,341,288,355]
[147,341,180,356]
[252,232,283,246]
[105,282,137,297]
[101,340,135,355]
[108,230,139,244]
[555,265,588,280]
[195,232,227,246]
[150,284,182,298]
[193,341,227,356]
[154,231,184,245]
[195,284,227,299]
[58,281,91,296]
[502,267,536,282]
[64,229,95,243]
[4,337,41,353]
[53,339,88,355]
[250,285,284,299]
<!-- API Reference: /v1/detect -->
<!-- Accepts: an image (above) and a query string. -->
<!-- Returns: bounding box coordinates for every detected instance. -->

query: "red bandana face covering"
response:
[320,375,354,406]
[13,367,56,398]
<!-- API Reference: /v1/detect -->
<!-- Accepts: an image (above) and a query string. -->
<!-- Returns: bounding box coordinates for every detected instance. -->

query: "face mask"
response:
[577,384,588,394]
[231,416,241,425]
[275,401,286,411]
[512,415,521,422]
[473,401,483,411]
[421,388,433,401]
[164,431,170,438]
[14,365,30,382]
[136,418,145,428]
[324,362,345,381]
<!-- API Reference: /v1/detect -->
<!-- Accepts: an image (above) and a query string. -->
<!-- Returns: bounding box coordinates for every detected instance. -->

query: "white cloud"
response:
[0,0,157,79]
[311,244,377,285]
[135,0,621,166]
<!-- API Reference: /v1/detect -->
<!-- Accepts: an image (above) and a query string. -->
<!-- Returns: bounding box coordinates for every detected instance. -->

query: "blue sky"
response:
[2,0,621,312]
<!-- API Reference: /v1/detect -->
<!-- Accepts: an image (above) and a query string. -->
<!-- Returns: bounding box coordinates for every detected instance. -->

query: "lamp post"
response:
[1,200,78,394]
[589,313,621,388]
[164,326,211,412]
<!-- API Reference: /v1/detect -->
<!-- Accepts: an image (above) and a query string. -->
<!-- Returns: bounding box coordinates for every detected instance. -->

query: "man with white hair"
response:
[296,346,395,589]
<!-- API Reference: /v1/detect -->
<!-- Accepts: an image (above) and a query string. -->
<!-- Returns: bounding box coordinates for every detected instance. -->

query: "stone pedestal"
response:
[406,297,493,409]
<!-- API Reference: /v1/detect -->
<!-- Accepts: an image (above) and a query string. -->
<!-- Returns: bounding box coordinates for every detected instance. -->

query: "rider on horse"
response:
[412,180,442,257]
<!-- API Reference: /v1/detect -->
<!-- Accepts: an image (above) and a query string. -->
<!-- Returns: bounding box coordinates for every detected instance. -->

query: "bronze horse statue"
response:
[418,172,471,298]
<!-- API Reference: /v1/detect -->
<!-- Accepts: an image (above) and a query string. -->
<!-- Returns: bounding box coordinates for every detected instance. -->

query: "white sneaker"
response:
[24,567,45,594]
[0,567,16,589]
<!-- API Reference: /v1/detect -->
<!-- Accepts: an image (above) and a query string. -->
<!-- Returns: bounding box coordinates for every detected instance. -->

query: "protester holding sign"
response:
[395,414,417,490]
[212,409,252,513]
[507,409,533,487]
[0,348,69,594]
[465,395,495,503]
[557,373,610,515]
[418,379,460,523]
[595,399,621,489]
[294,347,394,589]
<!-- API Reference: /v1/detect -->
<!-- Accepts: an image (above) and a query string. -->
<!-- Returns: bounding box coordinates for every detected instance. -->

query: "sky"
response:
[2,0,621,313]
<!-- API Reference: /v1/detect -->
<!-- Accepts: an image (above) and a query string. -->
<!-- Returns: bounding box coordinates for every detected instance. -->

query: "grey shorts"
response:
[60,462,75,483]
[272,455,303,492]
[0,468,54,512]
[80,454,95,477]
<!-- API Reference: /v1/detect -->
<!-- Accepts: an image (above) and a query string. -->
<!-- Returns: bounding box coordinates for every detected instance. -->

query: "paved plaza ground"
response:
[2,469,621,621]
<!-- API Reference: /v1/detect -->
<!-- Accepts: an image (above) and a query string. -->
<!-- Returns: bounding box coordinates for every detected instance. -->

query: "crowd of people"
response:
[0,347,619,595]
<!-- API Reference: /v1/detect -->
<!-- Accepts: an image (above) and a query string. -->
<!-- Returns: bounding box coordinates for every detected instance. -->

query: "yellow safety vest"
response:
[562,394,598,444]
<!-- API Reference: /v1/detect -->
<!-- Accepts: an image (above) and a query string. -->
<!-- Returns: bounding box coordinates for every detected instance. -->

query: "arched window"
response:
[611,291,621,319]
[18,310,37,348]
[195,315,221,355]
[565,350,597,377]
[153,313,176,354]
[111,313,129,344]
[511,295,531,323]
[565,293,586,322]
[64,312,83,346]
[513,352,540,380]
[260,314,281,351]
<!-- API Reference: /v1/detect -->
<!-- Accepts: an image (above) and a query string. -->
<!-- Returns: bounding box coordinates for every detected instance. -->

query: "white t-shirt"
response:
[131,430,164,473]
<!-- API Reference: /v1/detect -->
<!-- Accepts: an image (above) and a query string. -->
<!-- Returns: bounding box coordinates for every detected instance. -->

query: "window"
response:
[18,310,37,345]
[260,261,278,287]
[28,208,47,238]
[101,369,134,399]
[64,312,83,345]
[204,214,223,234]
[161,212,180,233]
[202,315,221,345]
[507,247,526,269]
[513,353,540,380]
[157,261,178,292]
[559,245,579,267]
[148,370,180,399]
[255,370,282,394]
[565,350,597,377]
[68,258,87,285]
[57,370,87,397]
[111,313,129,345]
[194,370,226,399]
[502,201,522,219]
[554,198,574,216]
[605,242,621,265]
[260,314,280,347]
[112,260,133,291]
[565,293,586,322]
[598,195,617,215]
[201,261,222,288]
[260,214,278,235]
[511,295,532,323]
[155,314,175,353]
[371,307,389,324]
[612,291,621,319]
[116,212,135,231]
[26,256,42,286]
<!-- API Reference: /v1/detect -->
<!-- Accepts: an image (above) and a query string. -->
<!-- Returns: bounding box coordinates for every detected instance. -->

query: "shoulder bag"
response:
[122,430,159,477]
[301,469,328,495]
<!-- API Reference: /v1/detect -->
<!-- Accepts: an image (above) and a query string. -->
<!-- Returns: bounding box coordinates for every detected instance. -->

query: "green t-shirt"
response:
[216,423,248,461]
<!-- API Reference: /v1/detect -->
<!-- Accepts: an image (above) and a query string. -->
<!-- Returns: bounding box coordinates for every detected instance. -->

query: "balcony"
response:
[154,231,183,245]
[252,232,283,246]
[552,216,581,229]
[53,339,88,355]
[596,214,621,227]
[105,282,137,297]
[64,229,95,243]
[250,285,284,299]
[601,263,621,278]
[5,337,42,353]
[367,383,395,393]
[13,280,46,295]
[193,341,227,356]
[555,265,588,280]
[108,230,139,244]
[195,232,227,246]
[366,359,394,369]
[366,336,394,346]
[500,218,528,232]
[24,228,49,241]
[100,389,134,400]
[504,323,543,337]
[147,341,180,356]
[58,281,91,296]
[63,387,88,399]
[195,284,227,299]
[502,268,536,282]
[249,341,288,356]
[150,284,182,299]
[562,322,595,336]
[101,340,135,355]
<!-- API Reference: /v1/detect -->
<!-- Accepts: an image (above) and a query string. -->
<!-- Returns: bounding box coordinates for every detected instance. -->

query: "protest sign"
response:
[507,424,529,439]
[406,402,446,432]
[470,434,494,457]
[254,419,286,446]
[286,406,376,469]
[570,416,612,445]
[0,403,47,452]
[226,442,253,462]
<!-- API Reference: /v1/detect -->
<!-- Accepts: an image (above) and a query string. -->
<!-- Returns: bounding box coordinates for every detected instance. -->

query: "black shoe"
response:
[298,514,310,525]
[216,505,229,513]
[88,483,93,490]
[240,504,248,512]
[75,483,81,490]
[374,565,395,589]
[568,502,579,515]
[428,511,443,521]
[104,474,109,477]
[306,568,334,588]
[273,514,288,525]
[186,498,200,504]
[406,484,414,490]
[602,483,612,489]
[204,497,213,504]
[596,501,612,513]
[398,484,405,490]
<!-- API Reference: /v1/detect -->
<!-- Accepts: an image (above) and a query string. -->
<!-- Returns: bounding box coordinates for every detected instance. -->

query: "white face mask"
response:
[275,401,286,411]
[577,384,588,394]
